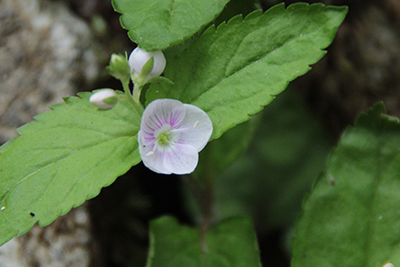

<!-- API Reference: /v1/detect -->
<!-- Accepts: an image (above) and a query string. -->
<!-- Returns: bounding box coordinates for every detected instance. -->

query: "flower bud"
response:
[128,47,166,84]
[106,54,131,83]
[89,89,118,110]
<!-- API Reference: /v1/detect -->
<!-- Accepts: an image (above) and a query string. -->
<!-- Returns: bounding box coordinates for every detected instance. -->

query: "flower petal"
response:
[140,99,186,146]
[138,130,171,174]
[128,47,166,79]
[138,99,213,175]
[89,89,118,109]
[174,104,213,152]
[163,144,199,175]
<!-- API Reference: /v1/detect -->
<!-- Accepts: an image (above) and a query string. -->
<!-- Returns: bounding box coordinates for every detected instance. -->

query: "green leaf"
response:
[0,92,141,245]
[194,113,261,179]
[291,103,400,266]
[146,3,348,140]
[214,0,260,26]
[213,88,332,229]
[112,0,230,51]
[146,216,262,267]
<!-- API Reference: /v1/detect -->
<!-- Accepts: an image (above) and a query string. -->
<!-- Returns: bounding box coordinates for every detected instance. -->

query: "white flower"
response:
[138,99,213,175]
[128,47,166,83]
[89,89,118,109]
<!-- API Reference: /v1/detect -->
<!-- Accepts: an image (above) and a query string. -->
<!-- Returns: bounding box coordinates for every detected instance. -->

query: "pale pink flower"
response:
[138,99,213,175]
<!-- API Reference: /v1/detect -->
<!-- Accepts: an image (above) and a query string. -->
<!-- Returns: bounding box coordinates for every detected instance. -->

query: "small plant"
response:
[3,1,397,266]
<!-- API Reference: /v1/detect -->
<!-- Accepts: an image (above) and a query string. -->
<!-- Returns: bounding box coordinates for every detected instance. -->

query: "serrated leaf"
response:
[0,92,141,245]
[112,0,230,51]
[291,103,400,266]
[214,0,260,26]
[147,3,348,140]
[146,216,261,267]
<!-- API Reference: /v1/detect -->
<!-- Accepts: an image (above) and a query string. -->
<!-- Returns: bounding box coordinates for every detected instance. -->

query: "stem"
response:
[132,83,142,104]
[122,80,143,114]
[122,79,133,99]
[183,174,215,254]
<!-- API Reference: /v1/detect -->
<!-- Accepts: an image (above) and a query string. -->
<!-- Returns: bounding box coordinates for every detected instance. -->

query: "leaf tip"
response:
[368,101,387,115]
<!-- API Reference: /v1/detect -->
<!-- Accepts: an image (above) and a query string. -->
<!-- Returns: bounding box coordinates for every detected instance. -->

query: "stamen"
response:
[158,132,170,145]
[146,151,155,156]
[193,121,199,128]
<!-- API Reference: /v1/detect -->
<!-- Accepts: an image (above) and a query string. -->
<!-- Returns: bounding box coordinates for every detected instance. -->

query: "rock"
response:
[0,204,94,267]
[0,0,100,144]
[292,0,400,137]
[0,0,102,265]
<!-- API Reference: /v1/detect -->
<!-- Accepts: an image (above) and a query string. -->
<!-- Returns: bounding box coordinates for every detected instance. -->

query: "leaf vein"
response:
[0,136,133,204]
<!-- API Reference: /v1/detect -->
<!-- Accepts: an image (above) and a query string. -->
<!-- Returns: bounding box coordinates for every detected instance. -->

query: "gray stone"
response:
[0,0,101,144]
[0,204,94,267]
[0,0,103,265]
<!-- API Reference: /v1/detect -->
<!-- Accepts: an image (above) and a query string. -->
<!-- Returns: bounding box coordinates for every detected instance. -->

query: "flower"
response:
[128,47,166,84]
[138,99,213,175]
[89,89,118,109]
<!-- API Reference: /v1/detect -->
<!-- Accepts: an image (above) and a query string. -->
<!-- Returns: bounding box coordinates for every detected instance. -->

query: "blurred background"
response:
[1,0,400,266]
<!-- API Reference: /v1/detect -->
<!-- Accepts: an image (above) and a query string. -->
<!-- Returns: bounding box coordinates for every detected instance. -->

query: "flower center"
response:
[154,124,175,147]
[157,132,170,145]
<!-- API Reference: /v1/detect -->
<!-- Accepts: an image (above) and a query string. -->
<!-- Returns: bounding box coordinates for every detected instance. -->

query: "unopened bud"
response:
[128,47,166,84]
[106,54,131,83]
[89,89,118,110]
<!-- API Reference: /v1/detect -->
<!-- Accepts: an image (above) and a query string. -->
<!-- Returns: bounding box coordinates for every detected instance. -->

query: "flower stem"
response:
[132,83,142,104]
[122,79,133,99]
[122,80,143,115]
[183,174,215,254]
